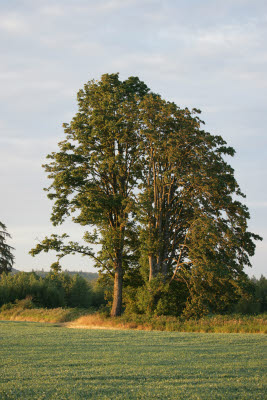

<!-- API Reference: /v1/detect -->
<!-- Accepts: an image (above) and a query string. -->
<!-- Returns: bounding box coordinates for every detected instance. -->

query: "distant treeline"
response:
[11,268,98,281]
[235,275,267,314]
[0,271,266,316]
[0,271,105,309]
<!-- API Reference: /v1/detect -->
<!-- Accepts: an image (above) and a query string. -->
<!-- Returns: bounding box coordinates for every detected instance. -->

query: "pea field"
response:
[0,321,266,399]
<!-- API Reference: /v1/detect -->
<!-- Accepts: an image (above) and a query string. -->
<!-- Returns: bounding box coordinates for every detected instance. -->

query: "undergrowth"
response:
[0,298,91,323]
[72,312,267,333]
[0,299,266,333]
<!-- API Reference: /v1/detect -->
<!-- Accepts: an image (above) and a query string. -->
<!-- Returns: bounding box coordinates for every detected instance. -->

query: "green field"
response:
[0,322,266,399]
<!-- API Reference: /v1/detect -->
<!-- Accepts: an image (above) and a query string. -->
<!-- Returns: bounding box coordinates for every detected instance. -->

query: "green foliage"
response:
[29,73,262,317]
[30,73,152,316]
[234,275,267,314]
[0,271,105,309]
[136,93,261,315]
[124,280,188,317]
[252,275,267,312]
[0,222,14,274]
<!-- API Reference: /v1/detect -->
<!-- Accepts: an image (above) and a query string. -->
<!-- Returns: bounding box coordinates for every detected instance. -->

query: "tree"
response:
[0,222,14,274]
[136,94,261,315]
[30,73,261,318]
[30,73,149,316]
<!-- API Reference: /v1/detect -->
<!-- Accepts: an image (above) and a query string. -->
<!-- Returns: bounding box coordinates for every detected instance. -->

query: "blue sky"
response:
[0,0,266,276]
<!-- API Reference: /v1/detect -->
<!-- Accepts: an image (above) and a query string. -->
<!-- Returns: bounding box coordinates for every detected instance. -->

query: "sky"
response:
[0,0,266,276]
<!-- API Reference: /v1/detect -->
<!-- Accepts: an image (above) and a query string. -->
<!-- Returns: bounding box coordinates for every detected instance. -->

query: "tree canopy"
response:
[30,73,261,317]
[135,94,261,316]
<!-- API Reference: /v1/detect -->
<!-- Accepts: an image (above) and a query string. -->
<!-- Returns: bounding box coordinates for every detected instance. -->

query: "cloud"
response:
[39,0,147,17]
[39,5,64,17]
[246,202,267,208]
[9,222,97,272]
[0,64,70,98]
[196,23,260,48]
[0,14,29,35]
[0,0,266,276]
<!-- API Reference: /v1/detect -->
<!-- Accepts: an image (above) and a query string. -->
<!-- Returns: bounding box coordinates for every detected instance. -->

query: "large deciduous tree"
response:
[136,94,261,315]
[0,222,14,274]
[30,73,149,316]
[30,73,261,318]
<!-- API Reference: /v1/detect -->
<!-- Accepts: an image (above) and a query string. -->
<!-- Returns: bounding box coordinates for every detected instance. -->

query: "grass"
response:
[0,321,266,399]
[70,313,267,333]
[0,298,92,323]
[1,300,266,333]
[0,305,87,323]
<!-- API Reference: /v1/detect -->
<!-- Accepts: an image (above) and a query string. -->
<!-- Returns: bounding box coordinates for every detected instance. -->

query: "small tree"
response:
[0,222,14,274]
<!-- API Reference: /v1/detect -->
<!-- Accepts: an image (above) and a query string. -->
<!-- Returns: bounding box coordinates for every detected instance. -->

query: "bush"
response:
[124,277,188,317]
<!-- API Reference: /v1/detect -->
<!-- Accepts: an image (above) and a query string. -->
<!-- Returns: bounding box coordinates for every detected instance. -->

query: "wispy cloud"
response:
[39,0,147,17]
[246,202,267,208]
[0,11,30,35]
[0,13,29,35]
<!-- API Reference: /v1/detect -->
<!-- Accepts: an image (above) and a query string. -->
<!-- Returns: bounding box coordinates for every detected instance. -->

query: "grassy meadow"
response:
[0,321,266,399]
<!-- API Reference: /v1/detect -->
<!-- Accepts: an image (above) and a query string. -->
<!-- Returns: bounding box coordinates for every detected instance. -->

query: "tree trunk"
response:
[111,260,123,317]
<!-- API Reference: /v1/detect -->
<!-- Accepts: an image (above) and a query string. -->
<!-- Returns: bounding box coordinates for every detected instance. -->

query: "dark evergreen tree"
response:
[0,222,14,274]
